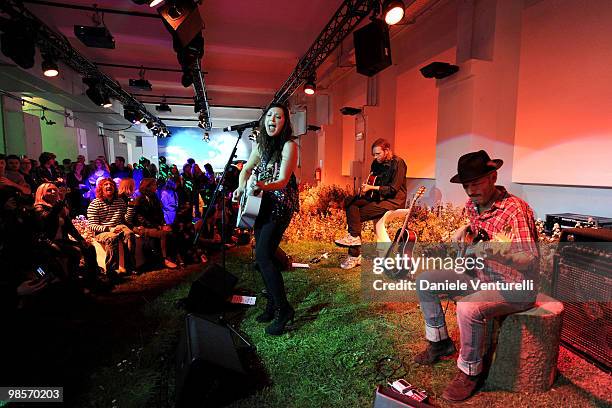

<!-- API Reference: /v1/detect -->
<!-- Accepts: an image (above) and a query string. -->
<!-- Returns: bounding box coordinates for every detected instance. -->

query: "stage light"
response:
[42,58,59,77]
[156,97,172,112]
[146,121,155,130]
[382,0,405,25]
[123,107,142,124]
[84,77,113,108]
[202,132,210,142]
[304,78,316,95]
[149,0,164,7]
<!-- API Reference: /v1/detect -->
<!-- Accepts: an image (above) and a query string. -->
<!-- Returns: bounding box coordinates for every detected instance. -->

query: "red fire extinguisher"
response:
[315,167,321,182]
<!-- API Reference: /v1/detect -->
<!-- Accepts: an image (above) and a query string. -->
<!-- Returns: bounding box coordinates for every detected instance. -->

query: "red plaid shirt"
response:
[465,187,539,283]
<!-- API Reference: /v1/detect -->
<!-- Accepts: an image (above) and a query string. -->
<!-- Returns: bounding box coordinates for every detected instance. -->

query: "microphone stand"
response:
[193,128,245,271]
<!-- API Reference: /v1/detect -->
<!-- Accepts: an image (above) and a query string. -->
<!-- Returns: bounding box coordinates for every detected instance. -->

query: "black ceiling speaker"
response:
[158,0,203,47]
[353,19,392,77]
[419,62,459,79]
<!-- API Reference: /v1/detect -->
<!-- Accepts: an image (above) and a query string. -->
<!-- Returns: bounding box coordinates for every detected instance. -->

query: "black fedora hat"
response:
[449,150,503,183]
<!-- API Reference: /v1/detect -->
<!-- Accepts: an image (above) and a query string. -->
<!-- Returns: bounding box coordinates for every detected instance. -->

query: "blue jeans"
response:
[416,269,535,375]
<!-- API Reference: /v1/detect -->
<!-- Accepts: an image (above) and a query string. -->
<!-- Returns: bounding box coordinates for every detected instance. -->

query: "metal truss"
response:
[272,0,376,104]
[191,59,211,130]
[0,0,168,132]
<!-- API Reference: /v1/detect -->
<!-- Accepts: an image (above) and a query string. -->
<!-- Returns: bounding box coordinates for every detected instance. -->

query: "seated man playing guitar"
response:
[414,150,539,402]
[334,138,407,269]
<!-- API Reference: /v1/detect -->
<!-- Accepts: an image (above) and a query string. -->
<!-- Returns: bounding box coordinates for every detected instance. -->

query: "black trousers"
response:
[254,215,291,310]
[344,195,396,256]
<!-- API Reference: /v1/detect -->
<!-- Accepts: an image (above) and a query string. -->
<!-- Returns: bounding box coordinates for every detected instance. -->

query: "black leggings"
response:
[254,218,290,309]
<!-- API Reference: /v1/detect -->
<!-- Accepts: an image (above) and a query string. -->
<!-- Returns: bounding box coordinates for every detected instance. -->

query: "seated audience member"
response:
[0,155,30,214]
[4,155,32,196]
[35,152,64,186]
[19,157,37,192]
[110,156,133,179]
[87,178,134,279]
[118,178,136,226]
[61,158,72,175]
[66,161,88,216]
[33,183,99,284]
[160,179,179,225]
[85,158,110,200]
[133,178,177,269]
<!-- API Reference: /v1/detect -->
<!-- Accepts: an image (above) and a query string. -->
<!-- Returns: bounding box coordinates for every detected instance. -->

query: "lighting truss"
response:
[191,59,211,130]
[0,0,167,131]
[272,0,376,104]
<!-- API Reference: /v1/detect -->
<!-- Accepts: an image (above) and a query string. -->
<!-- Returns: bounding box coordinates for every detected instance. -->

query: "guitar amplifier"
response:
[545,213,612,233]
[552,228,612,372]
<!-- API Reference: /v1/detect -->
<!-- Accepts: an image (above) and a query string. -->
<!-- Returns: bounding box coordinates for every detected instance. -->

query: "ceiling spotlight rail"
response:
[191,59,211,130]
[0,89,70,118]
[272,0,376,104]
[0,0,168,133]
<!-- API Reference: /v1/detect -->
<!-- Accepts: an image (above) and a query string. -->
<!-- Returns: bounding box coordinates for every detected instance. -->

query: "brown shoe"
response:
[414,338,456,365]
[442,370,483,402]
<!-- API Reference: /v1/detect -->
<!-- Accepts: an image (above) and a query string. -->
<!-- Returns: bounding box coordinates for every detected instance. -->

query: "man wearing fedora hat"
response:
[414,150,539,401]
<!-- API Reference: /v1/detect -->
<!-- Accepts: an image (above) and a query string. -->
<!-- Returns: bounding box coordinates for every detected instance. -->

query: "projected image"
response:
[158,127,253,171]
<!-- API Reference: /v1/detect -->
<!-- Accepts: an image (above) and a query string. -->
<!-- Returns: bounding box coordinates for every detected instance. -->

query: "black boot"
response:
[414,338,456,365]
[265,305,295,336]
[256,298,275,323]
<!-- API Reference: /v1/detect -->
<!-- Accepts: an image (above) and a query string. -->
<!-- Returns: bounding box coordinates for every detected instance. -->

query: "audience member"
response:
[66,161,88,216]
[35,152,64,185]
[132,178,177,269]
[33,183,98,285]
[86,178,134,280]
[110,156,133,179]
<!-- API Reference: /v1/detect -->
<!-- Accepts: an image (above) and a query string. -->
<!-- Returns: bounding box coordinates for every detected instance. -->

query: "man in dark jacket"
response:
[334,138,407,269]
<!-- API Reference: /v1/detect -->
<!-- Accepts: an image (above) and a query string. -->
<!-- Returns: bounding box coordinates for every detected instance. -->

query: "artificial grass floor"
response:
[74,241,611,408]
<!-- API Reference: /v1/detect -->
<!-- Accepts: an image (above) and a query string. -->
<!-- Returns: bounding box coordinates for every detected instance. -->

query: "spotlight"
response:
[382,0,406,25]
[42,58,59,77]
[84,77,112,108]
[304,76,316,95]
[156,100,172,112]
[131,0,164,5]
[202,132,210,142]
[123,107,142,124]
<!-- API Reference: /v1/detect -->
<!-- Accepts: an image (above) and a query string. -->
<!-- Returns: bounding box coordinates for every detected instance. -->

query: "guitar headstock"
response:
[407,186,426,210]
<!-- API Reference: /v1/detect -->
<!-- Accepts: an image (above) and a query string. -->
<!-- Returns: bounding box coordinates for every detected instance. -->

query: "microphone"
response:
[223,121,259,132]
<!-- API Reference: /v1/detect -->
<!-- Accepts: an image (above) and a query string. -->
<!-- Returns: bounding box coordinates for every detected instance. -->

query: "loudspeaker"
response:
[553,228,612,371]
[186,264,238,313]
[373,385,434,408]
[176,314,249,407]
[354,19,392,77]
[158,1,204,47]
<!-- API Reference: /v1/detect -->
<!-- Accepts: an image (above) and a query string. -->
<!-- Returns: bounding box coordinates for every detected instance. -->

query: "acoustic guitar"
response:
[383,186,426,280]
[236,165,276,229]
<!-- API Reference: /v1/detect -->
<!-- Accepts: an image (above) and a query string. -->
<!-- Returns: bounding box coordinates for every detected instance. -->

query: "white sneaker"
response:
[340,255,362,269]
[334,233,362,247]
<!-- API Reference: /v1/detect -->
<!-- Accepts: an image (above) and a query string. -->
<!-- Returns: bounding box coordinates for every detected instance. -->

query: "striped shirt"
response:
[466,186,539,283]
[87,197,130,233]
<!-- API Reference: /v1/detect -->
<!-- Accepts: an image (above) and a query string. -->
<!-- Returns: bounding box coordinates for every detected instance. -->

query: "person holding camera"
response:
[34,183,99,284]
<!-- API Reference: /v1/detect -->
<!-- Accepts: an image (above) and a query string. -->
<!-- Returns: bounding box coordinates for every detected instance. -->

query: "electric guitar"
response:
[383,186,426,280]
[236,165,276,229]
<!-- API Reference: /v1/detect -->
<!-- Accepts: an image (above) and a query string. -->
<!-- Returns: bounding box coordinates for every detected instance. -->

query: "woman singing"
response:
[233,103,299,336]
